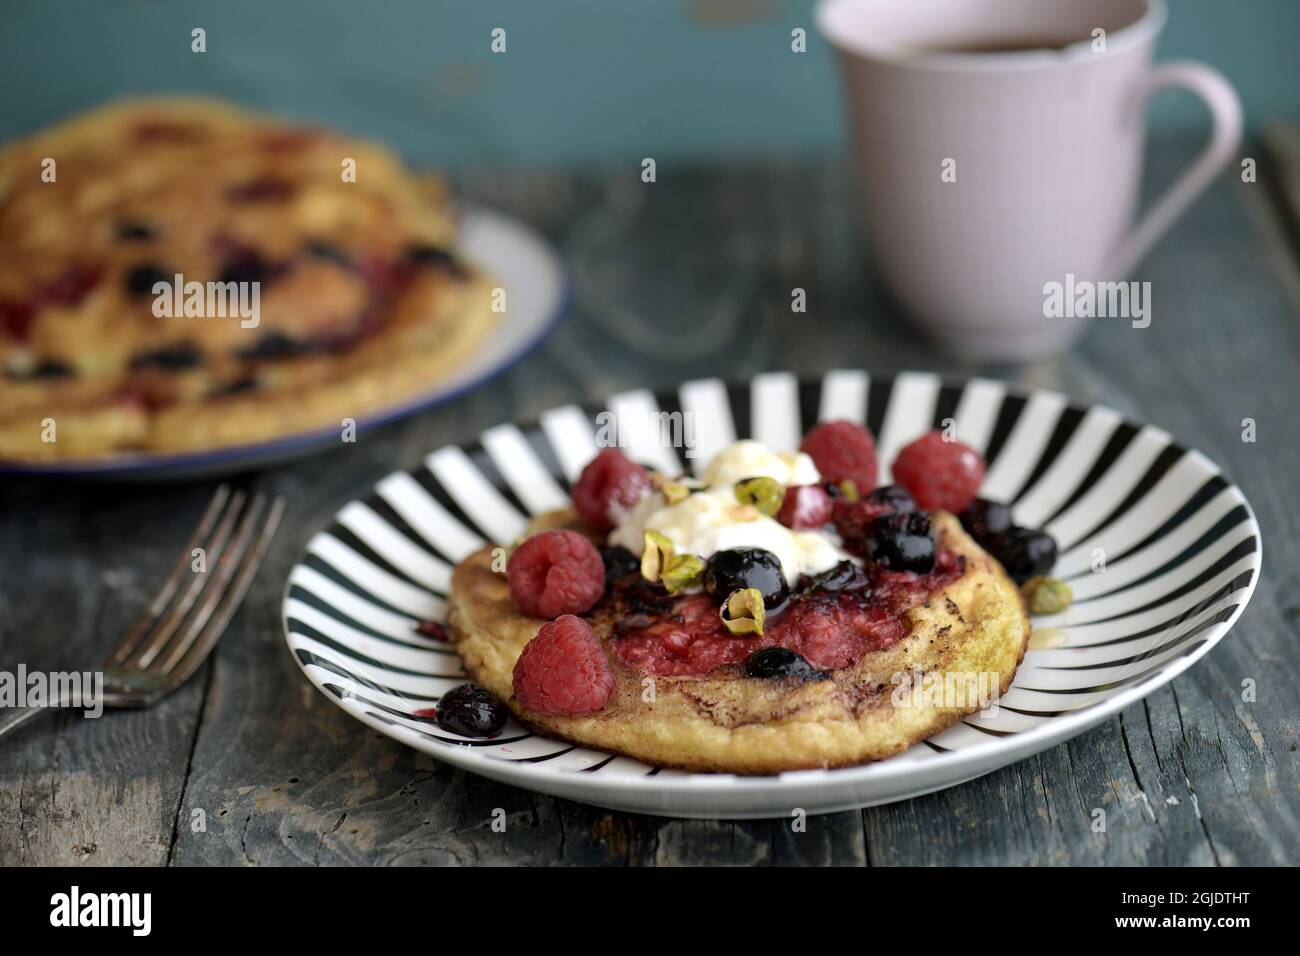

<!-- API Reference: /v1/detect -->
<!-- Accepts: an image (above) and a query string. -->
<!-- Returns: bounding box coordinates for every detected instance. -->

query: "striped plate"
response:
[282,371,1261,819]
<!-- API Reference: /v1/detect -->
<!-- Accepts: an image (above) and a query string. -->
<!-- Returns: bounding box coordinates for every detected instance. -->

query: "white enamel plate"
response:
[282,371,1261,819]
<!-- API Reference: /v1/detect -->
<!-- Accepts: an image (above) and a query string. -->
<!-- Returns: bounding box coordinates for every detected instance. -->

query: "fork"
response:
[0,485,285,741]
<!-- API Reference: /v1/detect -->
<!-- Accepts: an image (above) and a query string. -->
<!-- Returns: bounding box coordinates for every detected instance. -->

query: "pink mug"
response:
[817,0,1243,359]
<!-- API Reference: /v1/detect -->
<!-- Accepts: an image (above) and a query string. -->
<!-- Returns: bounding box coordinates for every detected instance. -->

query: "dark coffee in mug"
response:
[914,35,1083,54]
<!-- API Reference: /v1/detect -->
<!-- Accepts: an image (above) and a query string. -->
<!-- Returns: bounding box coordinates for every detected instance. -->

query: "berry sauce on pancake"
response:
[595,548,965,677]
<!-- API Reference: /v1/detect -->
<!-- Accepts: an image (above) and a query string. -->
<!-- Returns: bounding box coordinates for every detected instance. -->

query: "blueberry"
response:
[868,511,936,573]
[434,684,507,739]
[129,343,203,371]
[408,244,468,278]
[863,483,916,514]
[5,359,73,382]
[621,578,673,618]
[599,545,639,590]
[237,331,318,361]
[116,221,155,241]
[408,244,455,265]
[744,647,825,681]
[33,359,73,379]
[209,376,260,397]
[959,498,1013,544]
[991,527,1057,583]
[704,547,789,609]
[218,251,287,286]
[305,241,353,268]
[801,560,864,593]
[125,265,172,297]
[414,620,451,641]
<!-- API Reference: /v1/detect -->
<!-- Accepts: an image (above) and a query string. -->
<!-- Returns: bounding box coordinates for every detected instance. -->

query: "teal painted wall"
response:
[2,0,1296,168]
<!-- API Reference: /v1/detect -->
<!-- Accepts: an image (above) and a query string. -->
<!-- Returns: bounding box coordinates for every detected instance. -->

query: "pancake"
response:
[0,97,499,460]
[448,509,1030,773]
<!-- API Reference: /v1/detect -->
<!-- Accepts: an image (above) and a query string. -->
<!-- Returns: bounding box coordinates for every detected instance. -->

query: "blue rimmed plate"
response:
[282,370,1261,818]
[0,206,568,481]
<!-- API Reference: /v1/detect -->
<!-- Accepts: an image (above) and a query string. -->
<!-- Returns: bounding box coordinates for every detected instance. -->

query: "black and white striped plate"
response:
[282,371,1261,819]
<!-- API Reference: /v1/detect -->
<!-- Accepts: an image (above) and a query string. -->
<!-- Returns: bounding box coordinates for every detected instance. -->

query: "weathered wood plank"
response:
[0,484,216,865]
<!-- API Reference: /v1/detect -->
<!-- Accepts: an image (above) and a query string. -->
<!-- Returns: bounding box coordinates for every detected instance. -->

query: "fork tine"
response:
[107,484,232,668]
[120,489,247,671]
[157,495,285,686]
[155,492,267,674]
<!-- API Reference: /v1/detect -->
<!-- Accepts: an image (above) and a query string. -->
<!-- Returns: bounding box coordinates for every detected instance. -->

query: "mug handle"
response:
[1104,61,1243,278]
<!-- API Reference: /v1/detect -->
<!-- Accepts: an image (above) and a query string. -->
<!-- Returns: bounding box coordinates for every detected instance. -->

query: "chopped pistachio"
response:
[838,479,860,502]
[1022,576,1072,615]
[661,553,705,594]
[734,476,784,516]
[650,471,693,505]
[662,481,690,505]
[641,530,674,583]
[720,587,766,635]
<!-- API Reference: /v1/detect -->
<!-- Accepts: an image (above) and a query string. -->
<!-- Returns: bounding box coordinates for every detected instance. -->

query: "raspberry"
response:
[892,431,986,512]
[776,484,833,530]
[512,614,615,716]
[507,530,605,618]
[800,420,878,493]
[571,449,652,532]
[660,628,693,658]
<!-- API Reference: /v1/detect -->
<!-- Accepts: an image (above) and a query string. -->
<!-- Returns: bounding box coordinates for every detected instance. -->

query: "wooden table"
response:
[3,138,1298,866]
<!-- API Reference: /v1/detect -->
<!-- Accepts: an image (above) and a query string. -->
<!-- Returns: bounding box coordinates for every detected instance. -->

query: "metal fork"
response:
[0,485,285,741]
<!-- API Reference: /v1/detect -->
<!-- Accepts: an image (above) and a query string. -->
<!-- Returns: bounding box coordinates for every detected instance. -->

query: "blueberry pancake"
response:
[0,98,498,460]
[443,432,1036,774]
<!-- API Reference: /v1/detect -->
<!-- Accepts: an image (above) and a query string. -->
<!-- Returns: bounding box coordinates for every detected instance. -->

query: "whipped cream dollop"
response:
[607,440,852,584]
